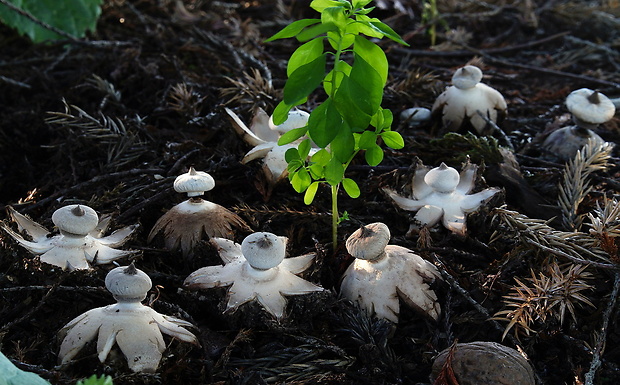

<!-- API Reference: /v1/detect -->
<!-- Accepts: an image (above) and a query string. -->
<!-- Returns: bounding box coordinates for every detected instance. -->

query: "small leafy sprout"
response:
[266,0,408,248]
[76,375,114,385]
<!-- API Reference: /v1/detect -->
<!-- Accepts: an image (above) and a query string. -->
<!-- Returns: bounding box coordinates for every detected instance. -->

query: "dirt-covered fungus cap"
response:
[451,65,483,89]
[105,263,152,301]
[346,222,391,261]
[424,163,460,193]
[268,109,309,134]
[566,88,615,126]
[173,167,215,197]
[52,204,99,236]
[241,232,286,270]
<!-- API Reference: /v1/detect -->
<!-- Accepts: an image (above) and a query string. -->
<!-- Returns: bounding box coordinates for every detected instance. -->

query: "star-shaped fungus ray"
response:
[184,234,322,320]
[2,205,138,270]
[383,162,499,235]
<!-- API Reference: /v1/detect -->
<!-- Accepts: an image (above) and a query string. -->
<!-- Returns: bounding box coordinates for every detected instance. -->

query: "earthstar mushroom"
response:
[226,107,316,187]
[1,205,138,271]
[382,162,500,235]
[541,88,615,161]
[184,232,323,320]
[431,65,507,135]
[340,222,442,323]
[148,167,250,256]
[58,264,199,373]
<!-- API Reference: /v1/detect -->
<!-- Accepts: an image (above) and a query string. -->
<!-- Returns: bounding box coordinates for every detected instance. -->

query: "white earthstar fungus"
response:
[225,107,317,185]
[542,88,615,161]
[1,205,138,271]
[382,162,500,235]
[58,264,198,373]
[340,222,442,323]
[432,65,507,135]
[148,167,250,256]
[184,232,323,320]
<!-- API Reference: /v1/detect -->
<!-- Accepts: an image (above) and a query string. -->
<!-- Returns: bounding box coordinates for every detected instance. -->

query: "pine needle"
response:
[557,138,613,231]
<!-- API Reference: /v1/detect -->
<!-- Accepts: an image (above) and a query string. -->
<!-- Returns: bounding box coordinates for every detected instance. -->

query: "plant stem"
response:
[331,184,339,252]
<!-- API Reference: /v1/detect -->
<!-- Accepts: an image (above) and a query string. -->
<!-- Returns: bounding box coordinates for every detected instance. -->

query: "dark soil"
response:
[1,1,620,384]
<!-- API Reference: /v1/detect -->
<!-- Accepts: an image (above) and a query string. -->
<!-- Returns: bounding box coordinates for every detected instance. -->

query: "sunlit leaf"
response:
[278,126,308,145]
[342,178,360,198]
[365,144,384,166]
[381,130,404,149]
[265,19,320,42]
[370,21,409,45]
[283,55,326,105]
[324,157,345,185]
[288,37,325,76]
[304,181,320,204]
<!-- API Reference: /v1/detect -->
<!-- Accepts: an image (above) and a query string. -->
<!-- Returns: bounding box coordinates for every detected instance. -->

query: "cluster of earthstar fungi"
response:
[1,64,615,379]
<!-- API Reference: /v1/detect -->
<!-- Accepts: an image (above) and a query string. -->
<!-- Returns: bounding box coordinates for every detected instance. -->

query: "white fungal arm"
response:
[242,142,276,163]
[6,206,50,242]
[383,188,427,211]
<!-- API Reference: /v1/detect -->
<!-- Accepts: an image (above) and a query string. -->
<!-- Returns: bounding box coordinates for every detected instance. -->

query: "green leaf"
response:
[278,126,308,145]
[288,37,325,76]
[287,158,304,172]
[76,375,114,385]
[330,123,355,163]
[265,19,320,42]
[342,178,361,198]
[308,163,325,179]
[324,157,345,185]
[283,54,326,105]
[358,130,377,150]
[285,147,301,162]
[296,22,337,42]
[335,54,382,120]
[272,101,293,125]
[365,144,384,166]
[381,131,404,149]
[370,21,409,45]
[311,0,346,12]
[323,61,351,95]
[304,181,320,204]
[0,0,103,43]
[352,0,373,8]
[353,36,388,85]
[291,168,312,192]
[311,148,331,166]
[298,139,312,159]
[349,16,383,38]
[307,98,342,148]
[322,6,347,30]
[327,29,354,50]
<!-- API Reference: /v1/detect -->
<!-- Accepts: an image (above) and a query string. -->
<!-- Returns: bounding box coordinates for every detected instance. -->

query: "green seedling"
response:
[266,0,407,249]
[76,375,113,385]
